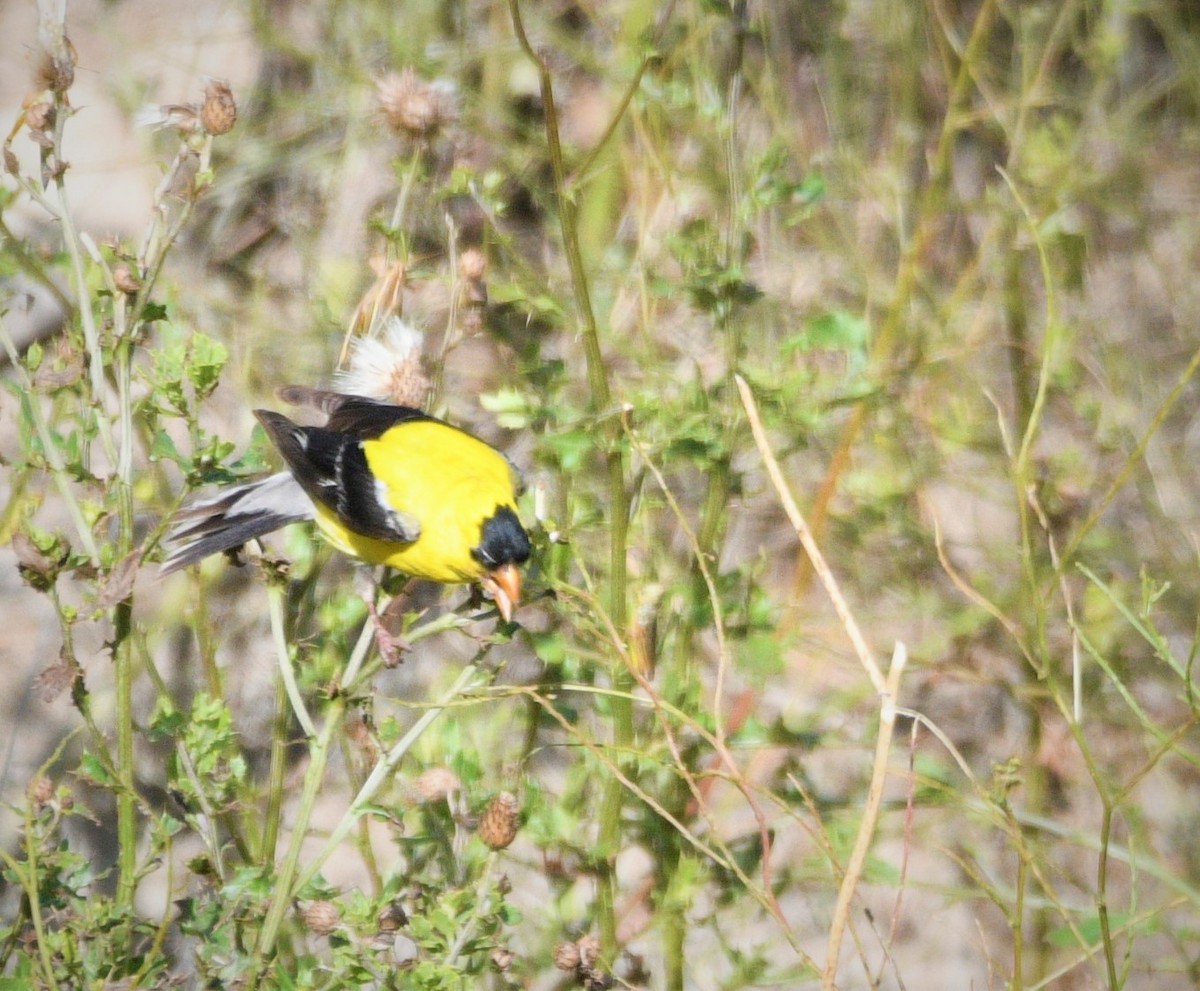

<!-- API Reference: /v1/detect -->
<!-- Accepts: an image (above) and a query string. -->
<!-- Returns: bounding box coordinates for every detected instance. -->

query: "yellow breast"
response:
[311,419,519,584]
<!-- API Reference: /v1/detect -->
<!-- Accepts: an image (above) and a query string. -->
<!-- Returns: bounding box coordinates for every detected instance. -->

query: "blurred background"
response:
[2,1,1200,988]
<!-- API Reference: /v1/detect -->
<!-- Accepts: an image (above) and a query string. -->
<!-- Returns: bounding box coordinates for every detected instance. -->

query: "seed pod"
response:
[376,68,456,140]
[576,935,600,971]
[27,777,54,807]
[201,80,237,135]
[477,791,520,850]
[113,263,141,295]
[552,941,581,972]
[414,766,461,804]
[300,900,341,936]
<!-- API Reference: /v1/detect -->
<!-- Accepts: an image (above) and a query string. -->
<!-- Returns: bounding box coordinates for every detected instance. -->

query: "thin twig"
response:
[734,374,885,693]
[294,662,482,893]
[822,642,908,990]
[267,578,316,738]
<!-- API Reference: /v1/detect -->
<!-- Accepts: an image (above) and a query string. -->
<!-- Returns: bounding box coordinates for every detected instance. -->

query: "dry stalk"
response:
[734,374,910,989]
[734,375,884,691]
[821,642,908,989]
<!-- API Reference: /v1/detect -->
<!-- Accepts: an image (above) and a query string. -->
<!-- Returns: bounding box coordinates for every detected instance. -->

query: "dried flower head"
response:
[300,900,341,936]
[377,900,408,934]
[22,95,55,136]
[335,316,429,408]
[458,246,487,282]
[575,935,600,972]
[35,37,77,95]
[414,766,461,804]
[137,80,236,139]
[553,941,581,972]
[458,246,489,309]
[112,263,141,296]
[477,791,520,850]
[376,69,457,140]
[27,777,54,807]
[200,80,237,136]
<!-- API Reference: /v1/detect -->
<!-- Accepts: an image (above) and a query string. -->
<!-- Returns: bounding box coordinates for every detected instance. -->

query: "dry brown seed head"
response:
[22,97,54,134]
[201,80,237,135]
[113,263,140,295]
[458,247,487,282]
[576,935,600,971]
[376,68,456,139]
[36,39,76,94]
[552,941,581,971]
[415,766,461,804]
[300,900,341,936]
[477,791,520,850]
[27,777,54,807]
[377,900,407,933]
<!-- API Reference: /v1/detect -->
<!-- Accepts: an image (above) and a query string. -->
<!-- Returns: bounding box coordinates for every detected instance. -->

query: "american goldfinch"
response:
[162,386,530,620]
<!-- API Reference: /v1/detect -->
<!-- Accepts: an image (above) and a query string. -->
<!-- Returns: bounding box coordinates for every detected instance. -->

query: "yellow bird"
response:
[162,386,530,620]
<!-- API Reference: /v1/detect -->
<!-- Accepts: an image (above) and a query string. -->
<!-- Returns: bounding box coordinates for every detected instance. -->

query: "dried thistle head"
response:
[575,935,600,972]
[200,80,237,136]
[299,900,341,936]
[414,766,462,804]
[112,263,141,296]
[137,79,237,139]
[335,316,430,408]
[376,68,457,140]
[35,37,76,95]
[477,791,520,850]
[22,94,54,134]
[553,941,581,972]
[27,777,54,808]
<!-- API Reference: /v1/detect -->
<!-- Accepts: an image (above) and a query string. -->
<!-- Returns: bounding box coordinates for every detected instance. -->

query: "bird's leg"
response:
[358,569,411,667]
[368,598,411,667]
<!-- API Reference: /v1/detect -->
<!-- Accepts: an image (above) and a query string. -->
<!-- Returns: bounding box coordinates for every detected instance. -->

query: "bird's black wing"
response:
[278,386,435,441]
[255,409,420,543]
[325,396,435,440]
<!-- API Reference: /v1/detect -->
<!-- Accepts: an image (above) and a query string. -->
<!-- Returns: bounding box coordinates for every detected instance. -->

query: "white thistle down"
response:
[335,316,430,409]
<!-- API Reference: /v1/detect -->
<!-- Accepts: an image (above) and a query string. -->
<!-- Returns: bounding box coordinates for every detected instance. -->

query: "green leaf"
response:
[543,428,594,473]
[140,301,169,323]
[78,752,115,787]
[148,429,185,467]
[479,387,532,429]
[804,310,869,352]
[187,333,229,400]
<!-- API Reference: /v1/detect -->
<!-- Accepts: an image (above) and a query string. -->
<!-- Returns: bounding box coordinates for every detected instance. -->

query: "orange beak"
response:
[481,562,522,622]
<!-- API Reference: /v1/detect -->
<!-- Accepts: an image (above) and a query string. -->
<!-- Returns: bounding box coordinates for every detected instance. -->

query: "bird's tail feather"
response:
[161,472,315,574]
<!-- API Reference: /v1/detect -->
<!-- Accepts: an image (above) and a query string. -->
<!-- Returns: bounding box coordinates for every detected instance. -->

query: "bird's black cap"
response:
[474,505,531,568]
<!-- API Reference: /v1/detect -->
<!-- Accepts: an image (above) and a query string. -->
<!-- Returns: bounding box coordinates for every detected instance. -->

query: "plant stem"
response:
[268,579,316,737]
[3,814,62,991]
[252,693,348,982]
[507,0,633,957]
[295,662,482,892]
[261,666,291,868]
[1097,802,1120,991]
[113,601,138,912]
